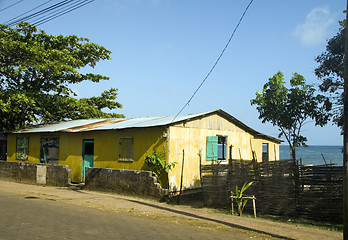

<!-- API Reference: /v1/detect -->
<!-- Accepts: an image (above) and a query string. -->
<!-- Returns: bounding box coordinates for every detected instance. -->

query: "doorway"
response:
[82,139,94,181]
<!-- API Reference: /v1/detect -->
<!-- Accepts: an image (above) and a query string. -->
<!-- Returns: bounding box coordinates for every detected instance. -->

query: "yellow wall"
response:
[166,114,280,192]
[7,133,41,164]
[7,113,279,192]
[252,138,279,162]
[7,127,167,183]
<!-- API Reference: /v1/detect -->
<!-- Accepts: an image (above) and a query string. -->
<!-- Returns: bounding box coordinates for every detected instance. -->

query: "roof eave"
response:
[169,109,282,143]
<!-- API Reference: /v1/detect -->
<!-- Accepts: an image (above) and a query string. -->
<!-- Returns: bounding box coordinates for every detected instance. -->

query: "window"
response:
[262,143,269,162]
[40,138,59,164]
[218,136,227,160]
[16,137,28,160]
[206,136,227,161]
[118,137,133,162]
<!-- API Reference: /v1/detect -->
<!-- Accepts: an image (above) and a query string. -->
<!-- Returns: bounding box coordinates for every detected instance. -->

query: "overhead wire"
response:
[34,0,95,26]
[0,0,24,13]
[4,0,94,27]
[6,0,74,26]
[32,0,87,26]
[4,0,54,25]
[171,0,254,123]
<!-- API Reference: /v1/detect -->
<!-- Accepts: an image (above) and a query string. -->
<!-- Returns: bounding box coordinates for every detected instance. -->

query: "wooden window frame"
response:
[218,136,227,160]
[118,136,133,162]
[40,137,59,164]
[207,135,228,161]
[16,136,29,160]
[262,143,269,162]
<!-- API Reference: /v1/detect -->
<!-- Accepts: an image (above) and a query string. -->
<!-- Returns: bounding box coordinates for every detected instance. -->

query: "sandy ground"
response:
[0,180,342,240]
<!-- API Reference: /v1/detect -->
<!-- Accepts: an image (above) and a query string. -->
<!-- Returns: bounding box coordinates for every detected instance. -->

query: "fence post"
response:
[252,196,257,218]
[293,159,300,218]
[231,192,234,215]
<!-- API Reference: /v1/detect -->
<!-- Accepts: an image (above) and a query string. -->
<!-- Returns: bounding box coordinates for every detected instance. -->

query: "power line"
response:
[4,0,54,25]
[171,0,254,122]
[5,0,94,27]
[34,0,95,26]
[6,0,75,26]
[0,0,24,13]
[31,0,87,26]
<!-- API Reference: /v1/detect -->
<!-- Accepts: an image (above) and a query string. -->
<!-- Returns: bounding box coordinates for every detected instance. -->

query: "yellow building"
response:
[7,109,281,192]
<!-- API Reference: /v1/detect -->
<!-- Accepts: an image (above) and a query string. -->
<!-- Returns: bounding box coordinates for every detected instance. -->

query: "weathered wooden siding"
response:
[7,127,167,184]
[252,138,279,162]
[167,113,279,193]
[7,113,280,191]
[7,133,41,164]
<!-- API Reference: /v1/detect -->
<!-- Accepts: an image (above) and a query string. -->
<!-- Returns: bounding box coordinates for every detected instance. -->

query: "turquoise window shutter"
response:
[206,136,218,161]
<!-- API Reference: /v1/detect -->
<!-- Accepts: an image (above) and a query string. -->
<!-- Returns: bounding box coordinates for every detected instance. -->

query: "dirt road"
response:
[0,181,342,240]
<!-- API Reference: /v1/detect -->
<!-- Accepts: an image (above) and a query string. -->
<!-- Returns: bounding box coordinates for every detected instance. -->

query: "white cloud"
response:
[293,6,334,46]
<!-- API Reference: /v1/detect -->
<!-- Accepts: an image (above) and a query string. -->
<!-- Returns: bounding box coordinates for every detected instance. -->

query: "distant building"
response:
[6,109,281,192]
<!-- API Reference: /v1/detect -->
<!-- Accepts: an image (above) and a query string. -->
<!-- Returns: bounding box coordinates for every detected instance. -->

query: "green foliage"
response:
[251,71,330,159]
[315,17,345,128]
[145,149,177,183]
[0,22,124,132]
[231,181,254,216]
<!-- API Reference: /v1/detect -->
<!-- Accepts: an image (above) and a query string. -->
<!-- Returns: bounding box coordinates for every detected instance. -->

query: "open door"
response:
[82,139,94,181]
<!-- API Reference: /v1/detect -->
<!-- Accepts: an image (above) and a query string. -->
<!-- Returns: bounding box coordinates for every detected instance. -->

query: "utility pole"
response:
[344,0,348,238]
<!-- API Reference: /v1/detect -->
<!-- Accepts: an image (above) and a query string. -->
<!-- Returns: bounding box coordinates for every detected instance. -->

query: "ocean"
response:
[279,145,343,166]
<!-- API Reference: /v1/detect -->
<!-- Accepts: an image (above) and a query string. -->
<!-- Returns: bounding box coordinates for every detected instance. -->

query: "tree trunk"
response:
[291,147,296,160]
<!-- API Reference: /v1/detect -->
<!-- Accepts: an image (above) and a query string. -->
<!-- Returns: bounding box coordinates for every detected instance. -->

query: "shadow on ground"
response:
[127,196,294,240]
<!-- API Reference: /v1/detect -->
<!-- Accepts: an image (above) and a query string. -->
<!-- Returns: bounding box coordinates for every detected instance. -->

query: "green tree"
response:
[315,18,345,128]
[0,22,124,132]
[251,71,330,160]
[145,149,177,186]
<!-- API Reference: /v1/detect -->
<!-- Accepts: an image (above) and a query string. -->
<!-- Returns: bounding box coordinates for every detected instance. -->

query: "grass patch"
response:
[232,212,343,232]
[194,205,343,232]
[258,215,343,232]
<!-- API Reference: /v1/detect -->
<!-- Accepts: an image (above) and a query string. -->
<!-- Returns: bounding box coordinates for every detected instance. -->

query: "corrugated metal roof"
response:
[14,119,109,133]
[62,119,128,132]
[12,110,282,143]
[14,110,215,134]
[94,110,215,131]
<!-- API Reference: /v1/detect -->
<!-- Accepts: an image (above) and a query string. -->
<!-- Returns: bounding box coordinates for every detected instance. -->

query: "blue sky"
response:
[0,0,346,145]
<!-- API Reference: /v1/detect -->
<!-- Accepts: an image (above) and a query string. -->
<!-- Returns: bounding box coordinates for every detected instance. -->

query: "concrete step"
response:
[68,182,85,190]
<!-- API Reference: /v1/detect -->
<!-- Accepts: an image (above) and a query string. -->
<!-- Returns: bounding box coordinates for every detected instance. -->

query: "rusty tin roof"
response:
[13,110,282,143]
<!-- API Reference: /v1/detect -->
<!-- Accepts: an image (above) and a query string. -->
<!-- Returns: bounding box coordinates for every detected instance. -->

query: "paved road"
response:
[0,191,246,240]
[0,181,342,240]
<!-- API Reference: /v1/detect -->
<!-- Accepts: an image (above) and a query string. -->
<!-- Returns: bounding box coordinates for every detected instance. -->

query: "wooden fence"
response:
[298,165,343,222]
[201,159,343,223]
